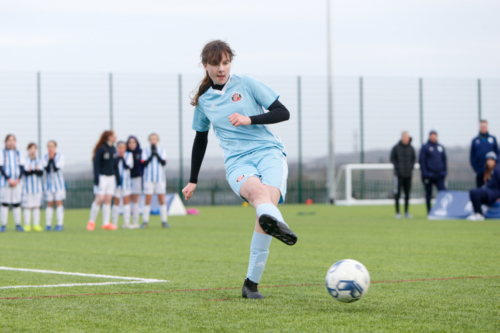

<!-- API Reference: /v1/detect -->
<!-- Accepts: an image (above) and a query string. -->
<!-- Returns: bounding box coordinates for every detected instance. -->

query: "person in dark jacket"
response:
[87,130,119,231]
[467,152,500,221]
[470,120,499,188]
[127,136,143,229]
[419,130,447,213]
[390,131,416,218]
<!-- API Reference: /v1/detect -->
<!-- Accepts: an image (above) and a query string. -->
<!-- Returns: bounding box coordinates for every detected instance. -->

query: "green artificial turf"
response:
[0,204,499,332]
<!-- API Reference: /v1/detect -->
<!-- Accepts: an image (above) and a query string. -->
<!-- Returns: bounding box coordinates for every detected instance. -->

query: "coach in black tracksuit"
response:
[419,130,447,214]
[390,131,416,218]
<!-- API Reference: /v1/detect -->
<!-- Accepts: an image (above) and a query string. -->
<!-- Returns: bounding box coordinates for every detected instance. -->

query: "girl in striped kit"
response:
[22,143,44,232]
[112,141,134,228]
[141,133,170,229]
[0,134,25,232]
[42,140,66,231]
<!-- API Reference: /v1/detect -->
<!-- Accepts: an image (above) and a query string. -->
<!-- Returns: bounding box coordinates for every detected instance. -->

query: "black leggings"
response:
[394,176,412,214]
[469,188,490,214]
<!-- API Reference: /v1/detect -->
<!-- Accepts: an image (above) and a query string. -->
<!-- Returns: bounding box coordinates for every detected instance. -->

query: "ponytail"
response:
[92,130,114,161]
[191,72,213,106]
[190,40,235,106]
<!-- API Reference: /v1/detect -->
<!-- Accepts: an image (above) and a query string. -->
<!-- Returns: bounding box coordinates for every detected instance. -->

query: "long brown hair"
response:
[484,159,497,183]
[190,40,235,106]
[92,130,114,161]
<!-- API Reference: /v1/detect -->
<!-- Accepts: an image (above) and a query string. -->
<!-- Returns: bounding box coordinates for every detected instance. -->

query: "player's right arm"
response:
[183,104,211,200]
[93,146,104,186]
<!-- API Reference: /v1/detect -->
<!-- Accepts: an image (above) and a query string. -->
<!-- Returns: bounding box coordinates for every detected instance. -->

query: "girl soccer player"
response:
[127,136,143,228]
[0,134,24,232]
[87,130,119,231]
[112,141,134,228]
[141,133,170,229]
[43,140,66,231]
[23,143,43,232]
[182,40,297,299]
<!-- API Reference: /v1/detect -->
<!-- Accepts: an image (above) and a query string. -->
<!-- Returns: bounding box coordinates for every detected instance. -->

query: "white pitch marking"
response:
[0,280,167,290]
[0,266,168,290]
[0,266,162,282]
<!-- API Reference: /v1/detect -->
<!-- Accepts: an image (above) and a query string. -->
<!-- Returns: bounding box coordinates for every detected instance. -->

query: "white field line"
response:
[0,266,168,290]
[0,280,165,290]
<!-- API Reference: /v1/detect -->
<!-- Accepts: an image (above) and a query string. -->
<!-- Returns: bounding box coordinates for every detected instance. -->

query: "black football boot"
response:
[242,278,265,299]
[258,214,297,246]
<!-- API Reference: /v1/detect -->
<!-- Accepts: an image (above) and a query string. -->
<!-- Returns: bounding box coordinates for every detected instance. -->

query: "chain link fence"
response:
[1,72,499,207]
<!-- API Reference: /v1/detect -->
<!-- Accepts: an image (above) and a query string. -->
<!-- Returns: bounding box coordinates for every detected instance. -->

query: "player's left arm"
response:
[17,152,25,180]
[156,148,167,166]
[441,146,447,177]
[229,99,290,127]
[229,76,289,127]
[53,154,64,171]
[125,153,134,169]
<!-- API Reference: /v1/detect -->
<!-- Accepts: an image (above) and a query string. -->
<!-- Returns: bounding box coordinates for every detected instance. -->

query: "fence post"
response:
[326,0,335,204]
[419,78,424,146]
[359,77,364,164]
[37,72,42,158]
[359,77,365,199]
[297,76,303,204]
[477,78,482,122]
[109,73,113,130]
[178,74,183,198]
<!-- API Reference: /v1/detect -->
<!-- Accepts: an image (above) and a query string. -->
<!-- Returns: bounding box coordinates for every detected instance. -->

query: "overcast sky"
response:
[1,0,499,78]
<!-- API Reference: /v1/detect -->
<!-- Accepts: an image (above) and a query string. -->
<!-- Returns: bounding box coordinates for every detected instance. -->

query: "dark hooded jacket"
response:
[390,138,416,178]
[127,136,143,178]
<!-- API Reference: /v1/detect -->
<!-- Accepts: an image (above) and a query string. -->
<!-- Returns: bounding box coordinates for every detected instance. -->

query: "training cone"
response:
[305,199,313,205]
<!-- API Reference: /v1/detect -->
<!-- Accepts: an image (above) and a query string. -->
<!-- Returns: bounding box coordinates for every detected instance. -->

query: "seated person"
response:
[467,151,500,221]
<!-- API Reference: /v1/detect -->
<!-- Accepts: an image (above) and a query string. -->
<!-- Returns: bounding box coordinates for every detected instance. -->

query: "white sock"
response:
[112,205,119,226]
[24,208,31,226]
[33,208,40,226]
[56,206,64,226]
[143,205,151,223]
[46,206,54,227]
[123,204,131,226]
[160,204,168,223]
[12,207,21,226]
[132,203,140,225]
[1,206,8,226]
[89,202,100,222]
[102,204,111,226]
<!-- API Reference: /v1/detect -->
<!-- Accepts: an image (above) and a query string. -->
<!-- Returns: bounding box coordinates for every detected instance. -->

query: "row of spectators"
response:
[391,119,499,219]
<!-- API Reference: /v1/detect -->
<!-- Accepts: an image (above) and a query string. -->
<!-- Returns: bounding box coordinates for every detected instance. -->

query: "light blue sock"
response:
[246,231,272,284]
[256,203,288,227]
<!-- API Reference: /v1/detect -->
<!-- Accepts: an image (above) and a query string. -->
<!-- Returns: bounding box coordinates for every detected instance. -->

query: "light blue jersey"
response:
[24,156,43,194]
[42,153,65,192]
[0,149,24,187]
[142,146,167,183]
[192,74,285,166]
[117,151,134,190]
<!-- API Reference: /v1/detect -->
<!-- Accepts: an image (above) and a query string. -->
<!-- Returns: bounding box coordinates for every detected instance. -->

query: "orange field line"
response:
[1,275,498,301]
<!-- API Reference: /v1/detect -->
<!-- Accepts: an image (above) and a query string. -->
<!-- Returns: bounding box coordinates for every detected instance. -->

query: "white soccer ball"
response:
[325,259,370,303]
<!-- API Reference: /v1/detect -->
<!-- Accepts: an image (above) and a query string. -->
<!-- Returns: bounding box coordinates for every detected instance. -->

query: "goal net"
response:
[334,163,425,206]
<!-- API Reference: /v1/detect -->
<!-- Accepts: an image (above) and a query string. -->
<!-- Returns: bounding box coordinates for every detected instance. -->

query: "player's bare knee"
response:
[247,185,269,204]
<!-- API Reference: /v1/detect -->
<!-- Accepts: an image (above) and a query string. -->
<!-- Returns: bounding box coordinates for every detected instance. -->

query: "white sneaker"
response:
[122,223,131,229]
[466,213,485,221]
[396,213,402,219]
[129,224,139,229]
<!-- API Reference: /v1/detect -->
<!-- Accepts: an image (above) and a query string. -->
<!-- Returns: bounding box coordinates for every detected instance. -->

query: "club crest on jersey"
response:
[437,146,443,152]
[488,137,494,144]
[231,92,243,103]
[104,152,110,159]
[236,174,246,184]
